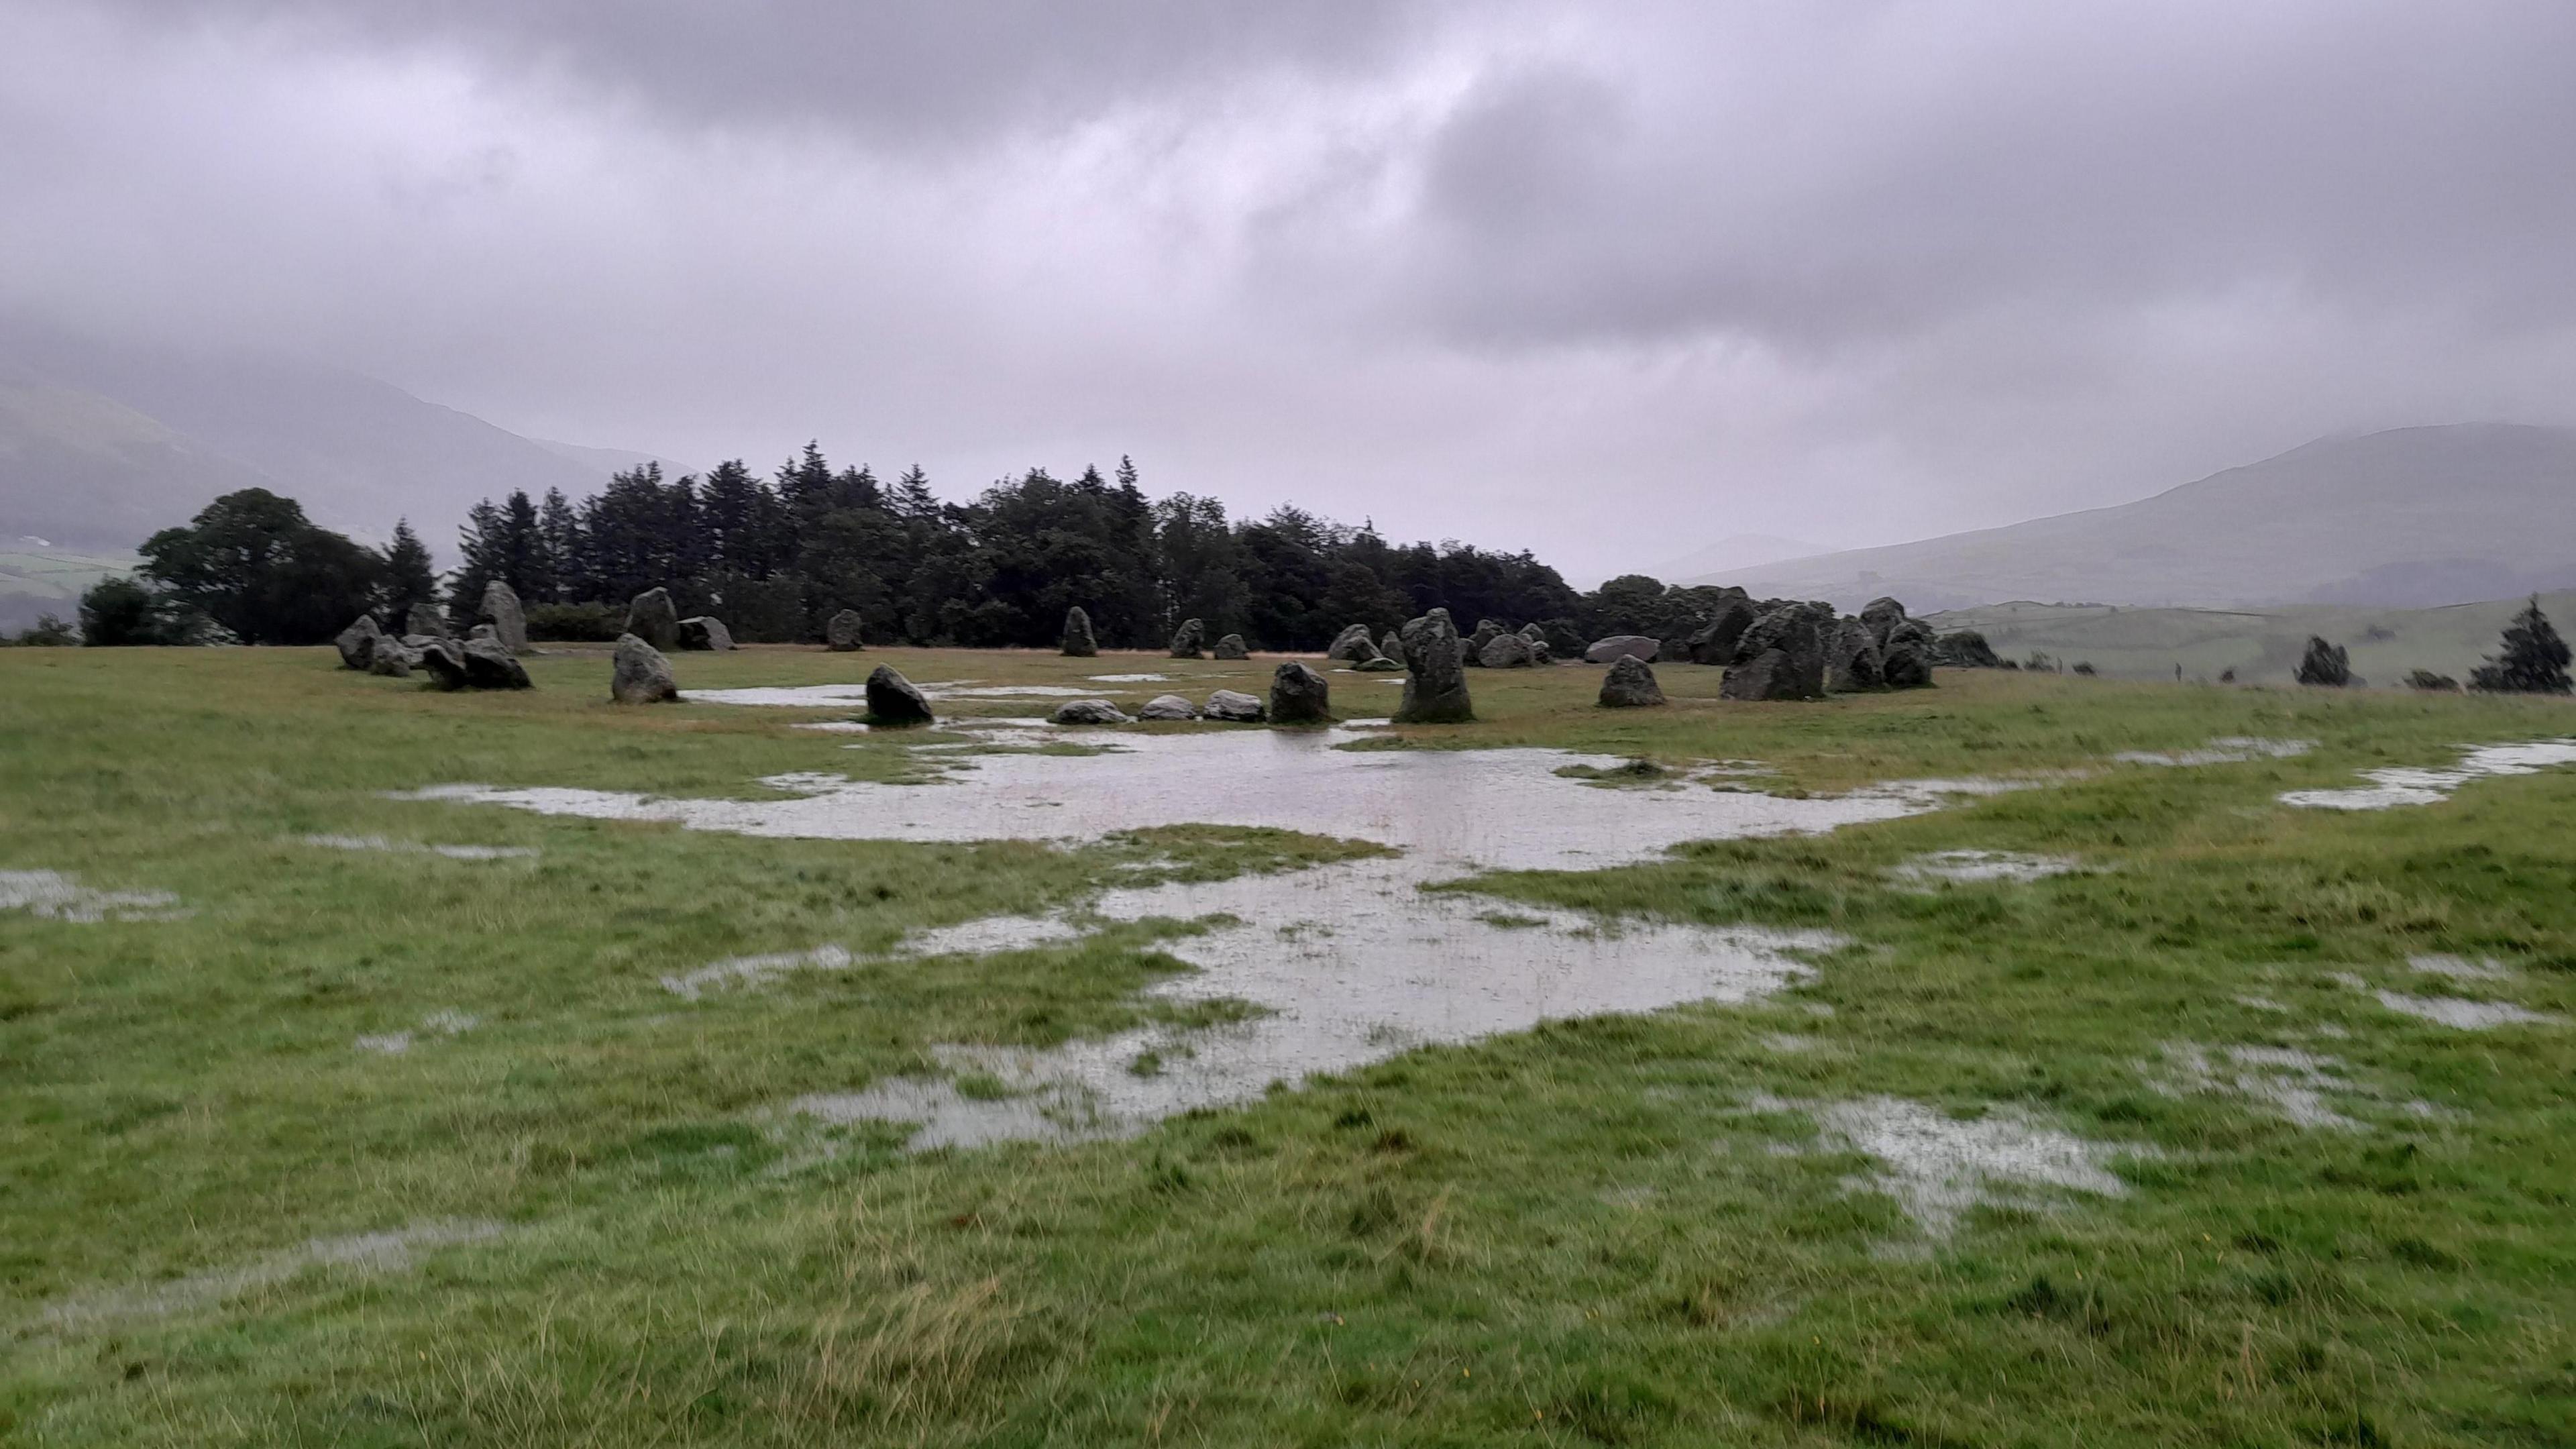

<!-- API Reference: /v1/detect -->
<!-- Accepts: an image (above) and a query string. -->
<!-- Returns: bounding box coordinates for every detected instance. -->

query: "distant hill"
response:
[1640,532,1829,585]
[1927,590,2576,688]
[1682,425,2576,610]
[0,323,651,554]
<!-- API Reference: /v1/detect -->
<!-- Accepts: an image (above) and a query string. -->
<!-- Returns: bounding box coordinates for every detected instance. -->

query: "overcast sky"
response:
[5,1,2573,583]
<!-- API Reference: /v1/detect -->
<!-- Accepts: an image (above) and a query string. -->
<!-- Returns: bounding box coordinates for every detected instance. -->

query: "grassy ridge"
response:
[3,645,2573,1445]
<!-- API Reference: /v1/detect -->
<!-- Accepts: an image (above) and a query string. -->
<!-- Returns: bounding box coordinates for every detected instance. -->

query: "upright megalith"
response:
[1379,629,1403,660]
[610,633,680,703]
[478,580,527,655]
[1214,633,1249,659]
[1269,661,1332,724]
[677,616,735,651]
[863,664,934,726]
[1394,608,1474,722]
[406,602,452,641]
[1826,617,1884,692]
[1878,619,1937,690]
[826,610,866,651]
[1326,624,1378,663]
[2296,636,2353,687]
[625,588,680,650]
[1860,596,1911,649]
[1719,604,1827,701]
[1169,618,1207,659]
[1685,592,1757,664]
[335,614,383,670]
[1598,655,1666,708]
[1061,606,1097,657]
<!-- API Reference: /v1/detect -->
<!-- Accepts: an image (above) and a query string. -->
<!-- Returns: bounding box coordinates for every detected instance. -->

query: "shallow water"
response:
[2155,1042,2367,1130]
[1767,1096,2150,1237]
[2114,737,2314,767]
[2279,739,2576,810]
[1887,850,2080,885]
[2373,990,2558,1030]
[0,869,186,923]
[40,1220,504,1330]
[303,834,536,861]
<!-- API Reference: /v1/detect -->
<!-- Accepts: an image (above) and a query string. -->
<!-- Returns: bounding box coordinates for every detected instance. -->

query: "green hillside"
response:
[1930,590,2576,686]
[0,544,139,632]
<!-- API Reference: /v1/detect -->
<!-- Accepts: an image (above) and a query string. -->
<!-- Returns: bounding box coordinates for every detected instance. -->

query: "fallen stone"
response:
[1584,635,1659,665]
[1203,689,1267,722]
[468,623,501,647]
[1269,661,1332,724]
[1598,655,1666,708]
[462,637,532,689]
[1051,698,1133,725]
[1061,606,1097,657]
[677,616,735,651]
[864,665,935,727]
[1138,693,1198,720]
[1479,631,1540,668]
[1326,623,1378,662]
[368,641,415,678]
[478,580,527,654]
[335,614,382,670]
[1213,633,1249,659]
[625,588,680,650]
[415,637,468,690]
[1935,629,2004,668]
[826,610,865,652]
[610,633,680,704]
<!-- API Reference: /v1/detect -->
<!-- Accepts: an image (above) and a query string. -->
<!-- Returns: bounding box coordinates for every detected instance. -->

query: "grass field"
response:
[5,643,2575,1446]
[1929,590,2576,687]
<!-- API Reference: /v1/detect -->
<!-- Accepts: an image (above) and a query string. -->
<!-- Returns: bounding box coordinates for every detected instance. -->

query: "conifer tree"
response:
[2469,596,2573,694]
[381,519,439,626]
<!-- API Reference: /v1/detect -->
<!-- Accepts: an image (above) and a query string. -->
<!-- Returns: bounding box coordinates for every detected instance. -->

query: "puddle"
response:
[663,916,1089,999]
[38,1220,505,1330]
[2410,953,2510,981]
[2115,737,2314,767]
[2279,739,2576,810]
[1784,1097,2151,1238]
[302,835,536,861]
[682,681,972,708]
[1089,673,1171,683]
[1887,850,2080,885]
[2153,1042,2368,1130]
[2372,991,2559,1030]
[353,1008,480,1055]
[0,869,187,923]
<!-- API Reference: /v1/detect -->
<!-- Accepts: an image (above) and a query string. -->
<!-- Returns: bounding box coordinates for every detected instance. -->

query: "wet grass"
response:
[3,643,2574,1445]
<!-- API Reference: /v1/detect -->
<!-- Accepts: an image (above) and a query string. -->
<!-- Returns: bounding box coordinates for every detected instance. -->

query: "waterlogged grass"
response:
[3,643,2575,1445]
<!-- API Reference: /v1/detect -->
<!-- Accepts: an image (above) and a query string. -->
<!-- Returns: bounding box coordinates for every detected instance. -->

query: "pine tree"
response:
[2469,596,2573,694]
[536,489,584,602]
[381,519,439,625]
[447,498,507,616]
[890,465,938,521]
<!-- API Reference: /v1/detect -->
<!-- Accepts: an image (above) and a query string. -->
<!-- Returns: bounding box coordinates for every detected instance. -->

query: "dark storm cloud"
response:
[7,0,2576,582]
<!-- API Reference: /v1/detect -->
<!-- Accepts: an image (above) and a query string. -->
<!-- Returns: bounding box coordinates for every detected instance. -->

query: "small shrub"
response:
[2295,636,2352,687]
[2404,669,2459,692]
[2070,661,2097,676]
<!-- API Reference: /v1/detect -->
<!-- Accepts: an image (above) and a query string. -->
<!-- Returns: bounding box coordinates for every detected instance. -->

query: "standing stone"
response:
[1719,607,1826,701]
[826,610,866,652]
[863,665,935,726]
[1860,596,1911,649]
[1061,606,1097,657]
[415,637,468,690]
[1203,689,1267,722]
[1584,635,1660,665]
[1685,593,1758,664]
[1169,618,1206,659]
[1269,661,1332,724]
[1051,698,1134,724]
[625,588,680,650]
[335,614,383,669]
[1598,655,1666,708]
[2296,636,2353,687]
[478,580,527,655]
[1395,608,1475,722]
[1379,630,1403,660]
[462,637,532,689]
[677,616,735,651]
[1326,624,1377,662]
[610,633,680,703]
[1213,633,1249,659]
[1826,617,1884,692]
[1138,693,1198,720]
[1479,631,1539,668]
[1880,619,1937,690]
[406,602,451,640]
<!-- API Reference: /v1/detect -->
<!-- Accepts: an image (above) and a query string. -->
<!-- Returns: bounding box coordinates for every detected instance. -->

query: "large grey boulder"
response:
[1395,608,1474,722]
[1463,619,1505,667]
[1685,592,1758,664]
[1213,633,1249,660]
[1719,607,1826,701]
[1584,635,1659,665]
[415,637,468,690]
[863,665,935,726]
[1880,619,1937,690]
[826,610,866,652]
[677,616,735,651]
[1479,631,1540,668]
[2296,635,2353,687]
[1934,629,2004,669]
[1168,618,1206,659]
[1061,606,1097,657]
[462,637,531,689]
[610,634,680,703]
[369,643,415,678]
[1598,655,1666,708]
[478,580,527,655]
[1326,623,1378,662]
[1269,661,1332,724]
[1860,596,1911,649]
[1379,629,1403,659]
[1051,698,1132,725]
[335,614,382,669]
[1138,693,1198,720]
[1203,689,1267,722]
[1826,617,1884,692]
[406,602,451,640]
[625,588,680,650]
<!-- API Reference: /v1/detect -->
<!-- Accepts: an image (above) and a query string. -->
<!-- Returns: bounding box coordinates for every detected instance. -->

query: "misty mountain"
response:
[1638,533,1829,586]
[1684,425,2576,610]
[0,324,652,553]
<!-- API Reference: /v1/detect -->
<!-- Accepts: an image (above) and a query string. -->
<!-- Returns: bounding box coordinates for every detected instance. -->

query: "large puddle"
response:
[400,729,2034,1148]
[0,869,186,923]
[2279,739,2576,810]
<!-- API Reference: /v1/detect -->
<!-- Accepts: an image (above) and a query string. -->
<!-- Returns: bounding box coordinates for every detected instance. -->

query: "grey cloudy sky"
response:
[5,0,2573,582]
